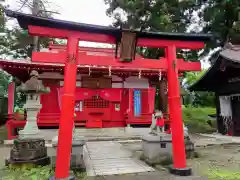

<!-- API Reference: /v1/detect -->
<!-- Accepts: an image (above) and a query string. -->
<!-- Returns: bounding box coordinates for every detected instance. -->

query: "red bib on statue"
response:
[156,118,164,127]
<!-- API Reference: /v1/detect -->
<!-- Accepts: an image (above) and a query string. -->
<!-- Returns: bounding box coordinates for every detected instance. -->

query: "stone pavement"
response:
[84,141,154,176]
[199,133,240,143]
[85,171,208,180]
[5,128,240,148]
[0,145,10,168]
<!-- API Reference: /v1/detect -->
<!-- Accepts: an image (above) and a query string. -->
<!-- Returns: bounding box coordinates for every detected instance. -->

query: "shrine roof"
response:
[189,44,240,93]
[5,9,212,42]
[0,58,163,81]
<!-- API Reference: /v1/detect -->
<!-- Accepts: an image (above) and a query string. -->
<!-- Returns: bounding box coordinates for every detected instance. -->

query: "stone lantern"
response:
[6,70,50,167]
[17,70,50,139]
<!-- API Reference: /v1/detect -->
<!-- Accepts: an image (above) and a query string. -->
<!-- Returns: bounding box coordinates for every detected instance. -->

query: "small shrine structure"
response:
[190,44,240,136]
[4,9,211,179]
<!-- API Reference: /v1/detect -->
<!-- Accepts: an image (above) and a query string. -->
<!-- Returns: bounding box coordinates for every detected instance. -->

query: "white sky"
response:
[5,0,112,25]
[4,0,210,69]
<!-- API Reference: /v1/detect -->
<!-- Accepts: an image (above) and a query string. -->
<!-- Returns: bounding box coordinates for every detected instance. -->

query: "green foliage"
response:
[1,166,87,180]
[184,71,207,87]
[104,0,199,59]
[0,70,11,97]
[0,1,58,59]
[14,106,25,114]
[198,0,240,59]
[206,168,240,180]
[183,71,215,107]
[182,107,216,133]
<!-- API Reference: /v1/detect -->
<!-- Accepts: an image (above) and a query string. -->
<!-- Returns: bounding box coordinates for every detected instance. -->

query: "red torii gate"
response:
[6,10,211,179]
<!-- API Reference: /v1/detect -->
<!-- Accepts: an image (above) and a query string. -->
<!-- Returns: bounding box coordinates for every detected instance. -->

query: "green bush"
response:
[182,107,216,133]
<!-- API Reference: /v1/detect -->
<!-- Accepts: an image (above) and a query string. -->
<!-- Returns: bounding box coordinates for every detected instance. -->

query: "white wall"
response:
[111,75,123,88]
[59,75,149,89]
[60,81,81,87]
[124,76,149,89]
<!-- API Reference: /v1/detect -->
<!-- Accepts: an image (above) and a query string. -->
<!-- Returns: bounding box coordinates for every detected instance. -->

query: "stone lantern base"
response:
[5,138,50,168]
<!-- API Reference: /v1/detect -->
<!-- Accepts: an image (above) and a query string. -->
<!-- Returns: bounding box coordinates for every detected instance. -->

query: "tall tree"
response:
[196,0,240,62]
[0,0,58,59]
[104,0,199,59]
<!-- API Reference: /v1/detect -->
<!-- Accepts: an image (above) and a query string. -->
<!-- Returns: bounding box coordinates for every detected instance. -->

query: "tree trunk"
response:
[32,0,39,52]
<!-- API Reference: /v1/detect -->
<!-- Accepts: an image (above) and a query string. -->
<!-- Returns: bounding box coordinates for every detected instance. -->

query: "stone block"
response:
[142,134,195,165]
[6,138,50,167]
[51,140,85,170]
[142,134,172,165]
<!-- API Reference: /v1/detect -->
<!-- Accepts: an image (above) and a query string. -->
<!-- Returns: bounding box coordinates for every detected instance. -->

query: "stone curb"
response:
[3,138,143,147]
[195,142,240,148]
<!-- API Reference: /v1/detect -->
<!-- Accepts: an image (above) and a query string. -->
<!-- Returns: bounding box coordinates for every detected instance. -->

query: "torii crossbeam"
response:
[5,9,212,179]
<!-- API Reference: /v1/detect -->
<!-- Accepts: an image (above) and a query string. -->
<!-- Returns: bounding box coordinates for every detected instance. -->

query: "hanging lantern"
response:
[109,66,112,77]
[158,71,162,81]
[138,70,142,79]
[88,66,91,76]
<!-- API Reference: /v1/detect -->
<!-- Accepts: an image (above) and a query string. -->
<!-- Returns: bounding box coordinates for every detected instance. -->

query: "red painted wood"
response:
[28,25,116,43]
[148,87,156,114]
[32,52,201,72]
[128,89,134,120]
[28,25,205,49]
[40,85,61,114]
[26,23,206,176]
[138,38,204,49]
[49,43,145,59]
[141,90,149,114]
[166,45,187,169]
[8,82,15,115]
[55,37,78,179]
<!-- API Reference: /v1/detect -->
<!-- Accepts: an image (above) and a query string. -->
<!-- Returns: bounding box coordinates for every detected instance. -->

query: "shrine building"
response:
[190,44,240,136]
[2,10,211,141]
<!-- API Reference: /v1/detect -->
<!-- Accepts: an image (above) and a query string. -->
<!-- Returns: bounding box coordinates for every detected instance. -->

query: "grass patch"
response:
[182,107,216,133]
[0,166,87,180]
[206,168,240,180]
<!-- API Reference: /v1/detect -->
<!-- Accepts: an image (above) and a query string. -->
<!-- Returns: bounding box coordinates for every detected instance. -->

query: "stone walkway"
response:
[199,133,240,143]
[84,171,208,180]
[84,141,154,176]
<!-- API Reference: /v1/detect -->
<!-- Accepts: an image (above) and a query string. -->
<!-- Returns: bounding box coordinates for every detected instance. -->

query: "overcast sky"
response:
[5,0,210,68]
[5,0,112,25]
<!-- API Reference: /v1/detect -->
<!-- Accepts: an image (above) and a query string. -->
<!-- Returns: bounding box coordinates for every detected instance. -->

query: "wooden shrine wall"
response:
[38,74,154,127]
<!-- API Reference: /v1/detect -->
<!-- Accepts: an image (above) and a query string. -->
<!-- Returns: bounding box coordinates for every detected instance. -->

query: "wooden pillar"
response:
[215,93,225,134]
[55,36,79,179]
[158,78,168,113]
[148,87,156,114]
[129,88,134,119]
[8,82,15,116]
[166,45,191,175]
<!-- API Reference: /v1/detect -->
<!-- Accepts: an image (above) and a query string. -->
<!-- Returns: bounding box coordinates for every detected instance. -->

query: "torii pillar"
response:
[54,36,79,179]
[166,45,191,176]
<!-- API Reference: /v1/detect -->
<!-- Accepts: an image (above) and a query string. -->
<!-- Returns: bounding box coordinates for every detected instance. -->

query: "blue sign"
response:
[134,89,141,116]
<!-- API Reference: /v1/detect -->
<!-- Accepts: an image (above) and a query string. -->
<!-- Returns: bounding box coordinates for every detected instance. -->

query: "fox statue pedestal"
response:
[51,123,85,171]
[142,133,194,166]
